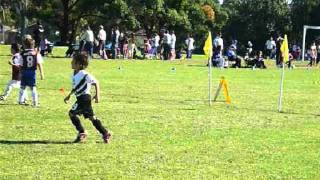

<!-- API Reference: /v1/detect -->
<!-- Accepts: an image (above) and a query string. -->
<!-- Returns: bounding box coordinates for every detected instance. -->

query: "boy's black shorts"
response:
[70,94,94,118]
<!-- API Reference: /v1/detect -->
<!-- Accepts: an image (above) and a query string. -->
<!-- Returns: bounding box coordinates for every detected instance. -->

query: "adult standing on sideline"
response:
[265,37,276,59]
[97,25,107,59]
[81,25,94,59]
[185,34,195,59]
[163,30,171,60]
[33,21,44,51]
[152,33,160,59]
[276,34,283,66]
[213,32,224,55]
[316,40,320,65]
[111,26,120,59]
[128,33,136,59]
[308,42,317,67]
[169,30,176,60]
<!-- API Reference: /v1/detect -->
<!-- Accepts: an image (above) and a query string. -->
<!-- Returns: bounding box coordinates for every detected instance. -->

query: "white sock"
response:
[3,81,14,98]
[31,87,38,106]
[18,86,27,103]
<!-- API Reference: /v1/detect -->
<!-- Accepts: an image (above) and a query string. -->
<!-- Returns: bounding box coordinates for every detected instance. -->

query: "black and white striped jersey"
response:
[72,70,97,97]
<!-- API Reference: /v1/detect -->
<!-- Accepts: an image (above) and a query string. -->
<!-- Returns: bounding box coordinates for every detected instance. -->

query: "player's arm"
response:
[64,89,76,104]
[38,63,44,80]
[8,58,19,67]
[37,54,44,80]
[92,80,100,103]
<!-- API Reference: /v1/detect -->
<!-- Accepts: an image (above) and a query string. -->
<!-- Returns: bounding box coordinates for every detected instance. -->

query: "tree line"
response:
[0,0,320,53]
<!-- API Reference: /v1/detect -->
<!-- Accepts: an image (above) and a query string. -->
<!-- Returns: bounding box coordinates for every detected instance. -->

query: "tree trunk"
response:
[60,0,70,45]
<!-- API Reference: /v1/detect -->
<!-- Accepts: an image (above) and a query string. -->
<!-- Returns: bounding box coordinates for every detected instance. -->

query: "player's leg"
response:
[69,103,87,143]
[31,86,39,107]
[81,95,110,142]
[1,80,16,100]
[88,116,111,143]
[18,85,27,104]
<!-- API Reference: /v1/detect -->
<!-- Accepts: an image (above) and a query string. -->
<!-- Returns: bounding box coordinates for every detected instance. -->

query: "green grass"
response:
[0,45,320,179]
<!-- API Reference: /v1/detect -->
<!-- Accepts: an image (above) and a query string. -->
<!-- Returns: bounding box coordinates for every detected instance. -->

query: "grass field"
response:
[0,45,320,179]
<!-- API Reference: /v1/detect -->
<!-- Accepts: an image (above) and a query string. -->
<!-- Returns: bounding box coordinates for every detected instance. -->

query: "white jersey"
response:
[185,37,195,50]
[12,53,21,65]
[154,35,160,47]
[163,33,171,45]
[72,70,97,97]
[170,34,176,49]
[81,30,94,42]
[213,36,224,50]
[98,29,106,41]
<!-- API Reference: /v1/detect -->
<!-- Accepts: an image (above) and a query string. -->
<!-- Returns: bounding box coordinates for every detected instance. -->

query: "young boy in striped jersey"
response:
[64,53,111,143]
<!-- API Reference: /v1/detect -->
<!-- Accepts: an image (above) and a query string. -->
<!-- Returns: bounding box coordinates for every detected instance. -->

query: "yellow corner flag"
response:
[203,31,212,58]
[280,34,289,62]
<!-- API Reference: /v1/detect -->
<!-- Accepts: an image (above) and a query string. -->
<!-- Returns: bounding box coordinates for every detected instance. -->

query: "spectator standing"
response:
[152,33,160,59]
[308,42,317,67]
[317,41,320,65]
[276,34,283,66]
[143,39,152,59]
[123,38,129,59]
[33,21,44,51]
[163,30,171,60]
[292,42,298,59]
[128,33,135,59]
[97,25,107,59]
[185,34,195,59]
[169,30,176,60]
[111,26,120,59]
[213,32,224,56]
[265,37,276,59]
[81,25,94,59]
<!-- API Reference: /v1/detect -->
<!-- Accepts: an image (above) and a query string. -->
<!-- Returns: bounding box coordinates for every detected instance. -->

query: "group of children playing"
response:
[0,35,111,143]
[0,36,44,105]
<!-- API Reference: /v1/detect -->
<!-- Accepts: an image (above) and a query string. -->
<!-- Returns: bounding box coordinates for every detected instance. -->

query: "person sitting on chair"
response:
[226,45,241,68]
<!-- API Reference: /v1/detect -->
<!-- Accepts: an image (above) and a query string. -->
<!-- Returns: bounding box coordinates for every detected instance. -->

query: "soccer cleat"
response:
[18,101,28,106]
[0,95,5,101]
[102,132,111,143]
[32,102,40,108]
[73,131,88,143]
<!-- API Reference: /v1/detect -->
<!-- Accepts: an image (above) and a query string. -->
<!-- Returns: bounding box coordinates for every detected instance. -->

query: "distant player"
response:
[18,35,44,107]
[0,43,26,101]
[64,53,111,143]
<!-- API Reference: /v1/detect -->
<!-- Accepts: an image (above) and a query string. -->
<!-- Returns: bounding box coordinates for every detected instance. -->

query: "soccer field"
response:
[1,45,320,179]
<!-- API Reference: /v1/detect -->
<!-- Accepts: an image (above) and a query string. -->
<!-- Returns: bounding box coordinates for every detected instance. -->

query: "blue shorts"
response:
[21,70,36,87]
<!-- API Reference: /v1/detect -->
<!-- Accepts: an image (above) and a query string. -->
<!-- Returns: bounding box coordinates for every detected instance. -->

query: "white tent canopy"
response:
[302,25,320,61]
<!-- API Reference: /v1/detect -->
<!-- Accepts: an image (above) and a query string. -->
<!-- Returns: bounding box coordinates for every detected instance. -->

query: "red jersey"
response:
[11,53,21,81]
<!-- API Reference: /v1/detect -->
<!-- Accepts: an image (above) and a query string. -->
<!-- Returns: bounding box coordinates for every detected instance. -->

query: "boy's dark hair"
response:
[11,43,20,52]
[73,52,89,69]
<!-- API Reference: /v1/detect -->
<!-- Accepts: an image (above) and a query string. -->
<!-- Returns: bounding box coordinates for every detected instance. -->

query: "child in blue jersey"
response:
[18,35,44,106]
[64,53,111,143]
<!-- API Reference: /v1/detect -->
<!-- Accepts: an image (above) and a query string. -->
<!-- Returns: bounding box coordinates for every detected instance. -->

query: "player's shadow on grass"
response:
[187,64,207,68]
[0,54,11,57]
[0,140,72,145]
